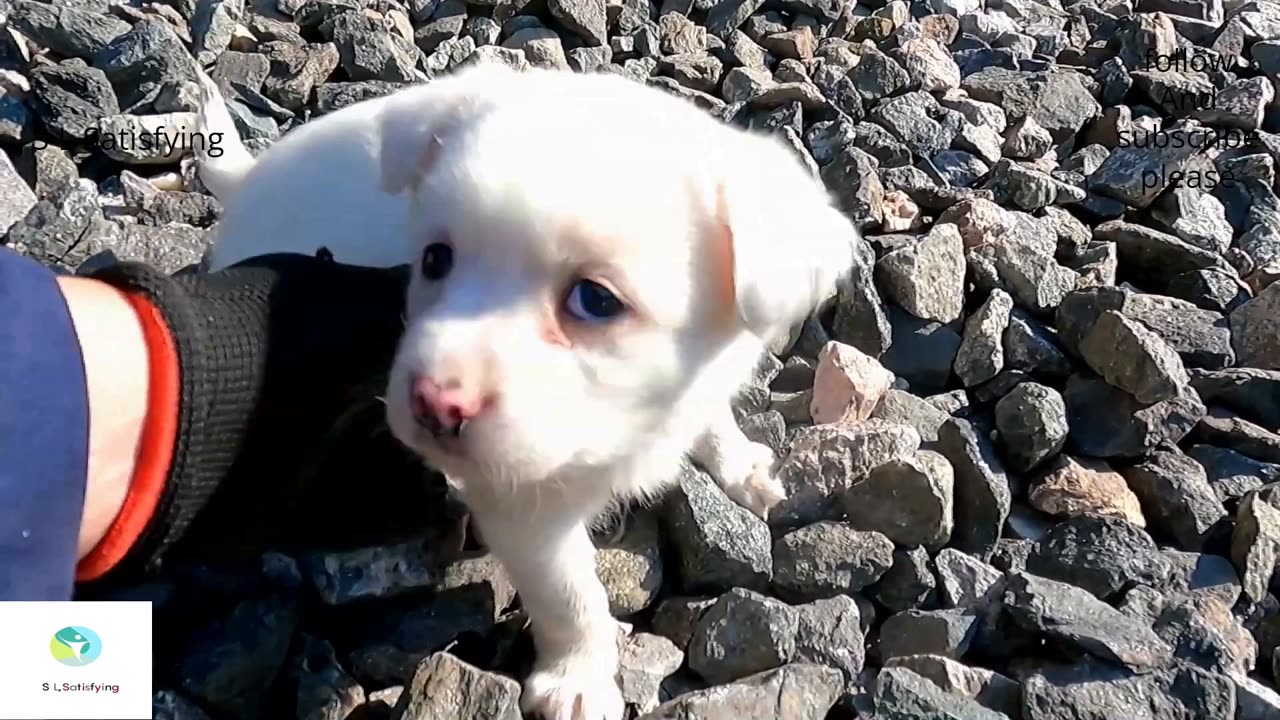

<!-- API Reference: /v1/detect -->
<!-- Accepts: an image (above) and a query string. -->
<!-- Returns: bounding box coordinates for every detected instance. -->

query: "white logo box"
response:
[0,601,152,719]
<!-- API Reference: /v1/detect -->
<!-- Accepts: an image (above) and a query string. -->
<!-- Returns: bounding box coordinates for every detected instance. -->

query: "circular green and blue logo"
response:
[50,626,102,666]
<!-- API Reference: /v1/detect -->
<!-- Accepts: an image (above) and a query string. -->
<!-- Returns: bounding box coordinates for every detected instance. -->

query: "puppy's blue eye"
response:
[565,279,625,322]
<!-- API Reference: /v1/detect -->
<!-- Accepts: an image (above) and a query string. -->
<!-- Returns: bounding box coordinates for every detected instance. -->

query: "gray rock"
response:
[500,28,569,70]
[771,522,894,603]
[772,419,921,529]
[881,307,963,395]
[994,382,1068,472]
[1151,594,1257,676]
[847,46,910,104]
[883,655,1020,718]
[1003,572,1174,670]
[0,151,35,237]
[660,53,722,93]
[821,145,885,230]
[311,81,399,115]
[991,539,1032,574]
[831,255,893,358]
[1094,220,1234,295]
[1003,309,1072,381]
[301,541,440,605]
[1120,449,1227,551]
[292,635,365,720]
[967,234,1080,316]
[1189,368,1280,430]
[1237,675,1280,720]
[959,67,1100,141]
[1079,309,1190,404]
[1232,483,1280,603]
[1020,664,1236,720]
[705,0,767,37]
[5,180,116,271]
[955,289,1013,387]
[1148,187,1233,255]
[152,690,211,720]
[879,609,978,661]
[414,0,464,54]
[9,0,130,60]
[869,91,956,158]
[1191,408,1280,464]
[984,160,1071,212]
[595,509,663,616]
[793,595,865,684]
[1003,116,1053,159]
[1231,282,1280,371]
[873,546,938,612]
[688,588,798,685]
[29,61,120,142]
[331,14,420,82]
[876,223,966,324]
[191,0,243,65]
[874,666,1012,720]
[178,562,302,718]
[93,19,200,112]
[1088,122,1208,209]
[261,43,339,111]
[1063,373,1206,458]
[391,653,520,720]
[937,416,1013,559]
[564,45,611,73]
[0,94,32,145]
[549,0,607,46]
[933,150,991,188]
[870,390,950,447]
[1115,293,1237,371]
[843,450,954,550]
[619,633,684,714]
[1167,268,1251,314]
[651,596,715,650]
[662,461,772,594]
[1161,550,1242,607]
[1025,515,1169,601]
[934,549,1005,610]
[1190,444,1280,503]
[637,663,842,720]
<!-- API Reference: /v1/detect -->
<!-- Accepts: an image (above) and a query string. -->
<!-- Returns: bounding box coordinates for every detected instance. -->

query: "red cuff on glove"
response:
[75,293,180,582]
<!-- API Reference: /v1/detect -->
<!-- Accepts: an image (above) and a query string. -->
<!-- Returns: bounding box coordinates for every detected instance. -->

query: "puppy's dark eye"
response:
[565,279,625,323]
[420,242,453,281]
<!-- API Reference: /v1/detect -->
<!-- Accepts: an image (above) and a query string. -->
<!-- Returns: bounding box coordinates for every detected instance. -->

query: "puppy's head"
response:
[379,70,855,494]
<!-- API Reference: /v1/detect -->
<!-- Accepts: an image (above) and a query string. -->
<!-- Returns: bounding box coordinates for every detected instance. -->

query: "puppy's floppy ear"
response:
[713,134,858,342]
[377,64,521,195]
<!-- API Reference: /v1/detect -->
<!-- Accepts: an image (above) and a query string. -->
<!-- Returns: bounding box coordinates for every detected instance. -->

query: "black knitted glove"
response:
[82,253,455,584]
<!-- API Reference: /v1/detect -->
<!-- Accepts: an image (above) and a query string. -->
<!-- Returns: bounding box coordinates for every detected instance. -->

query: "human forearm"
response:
[54,276,148,561]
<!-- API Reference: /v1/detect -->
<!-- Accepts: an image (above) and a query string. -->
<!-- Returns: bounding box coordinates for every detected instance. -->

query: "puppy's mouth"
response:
[415,411,468,440]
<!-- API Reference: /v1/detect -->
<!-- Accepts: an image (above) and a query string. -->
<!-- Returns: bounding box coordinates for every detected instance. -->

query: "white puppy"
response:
[196,64,857,720]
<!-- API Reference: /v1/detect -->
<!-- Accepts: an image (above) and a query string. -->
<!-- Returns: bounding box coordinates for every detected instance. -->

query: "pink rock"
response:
[810,340,894,425]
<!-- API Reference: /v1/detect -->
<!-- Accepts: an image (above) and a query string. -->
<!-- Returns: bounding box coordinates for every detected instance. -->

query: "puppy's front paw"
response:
[722,442,787,521]
[523,660,625,720]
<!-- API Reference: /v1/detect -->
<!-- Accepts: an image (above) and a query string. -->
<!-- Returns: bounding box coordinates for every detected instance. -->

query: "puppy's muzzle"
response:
[409,374,488,439]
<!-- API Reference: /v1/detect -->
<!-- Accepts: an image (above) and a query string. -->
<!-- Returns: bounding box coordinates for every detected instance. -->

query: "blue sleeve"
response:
[0,246,88,600]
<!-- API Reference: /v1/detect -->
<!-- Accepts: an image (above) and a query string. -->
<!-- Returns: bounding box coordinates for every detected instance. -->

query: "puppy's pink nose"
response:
[409,375,490,438]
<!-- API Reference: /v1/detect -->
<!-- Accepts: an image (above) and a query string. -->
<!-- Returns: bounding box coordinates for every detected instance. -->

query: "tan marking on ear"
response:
[708,183,738,327]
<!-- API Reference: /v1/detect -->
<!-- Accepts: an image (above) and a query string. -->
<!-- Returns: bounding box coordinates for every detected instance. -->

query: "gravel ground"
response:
[4,0,1280,718]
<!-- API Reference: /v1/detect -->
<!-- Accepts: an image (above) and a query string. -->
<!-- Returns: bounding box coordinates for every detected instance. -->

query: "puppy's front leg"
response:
[469,500,624,720]
[692,405,787,520]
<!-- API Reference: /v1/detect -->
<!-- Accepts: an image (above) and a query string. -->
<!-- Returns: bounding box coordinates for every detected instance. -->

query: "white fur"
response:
[196,64,857,720]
